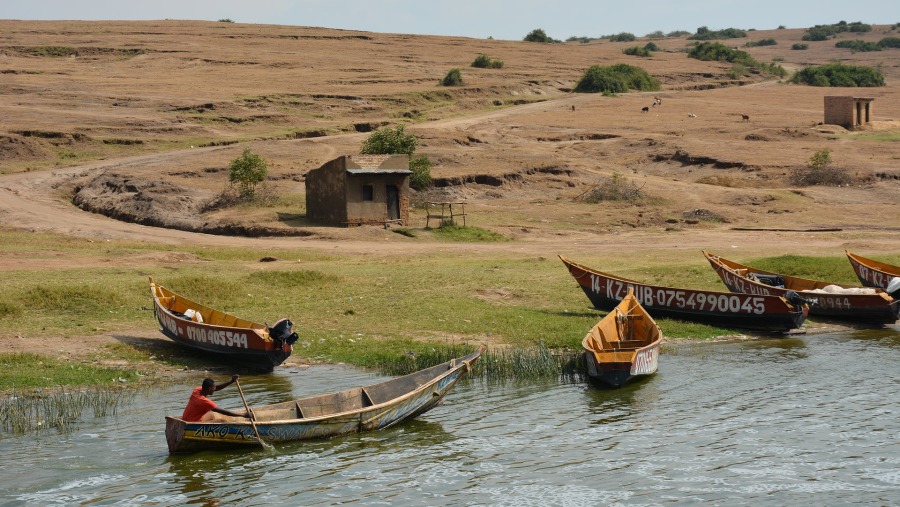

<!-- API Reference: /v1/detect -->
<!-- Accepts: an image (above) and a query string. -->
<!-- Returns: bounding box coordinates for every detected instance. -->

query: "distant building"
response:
[305,154,412,227]
[824,96,874,129]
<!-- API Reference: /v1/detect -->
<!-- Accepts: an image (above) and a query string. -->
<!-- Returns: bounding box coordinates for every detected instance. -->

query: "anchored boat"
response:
[149,277,298,371]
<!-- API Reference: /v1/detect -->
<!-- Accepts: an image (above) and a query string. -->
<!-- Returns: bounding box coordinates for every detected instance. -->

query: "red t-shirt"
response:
[182,386,217,421]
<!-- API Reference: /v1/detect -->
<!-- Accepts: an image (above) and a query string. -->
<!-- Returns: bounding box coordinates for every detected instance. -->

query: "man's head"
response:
[201,377,216,395]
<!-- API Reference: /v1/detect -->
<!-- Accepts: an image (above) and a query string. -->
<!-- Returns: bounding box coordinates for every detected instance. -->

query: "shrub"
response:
[688,26,747,40]
[727,63,748,79]
[790,63,885,87]
[228,148,268,198]
[879,37,900,48]
[644,41,660,51]
[835,40,882,52]
[567,36,596,43]
[218,18,234,23]
[688,42,755,65]
[471,54,503,68]
[440,68,463,86]
[623,46,651,57]
[667,30,692,37]
[645,31,666,39]
[574,64,659,94]
[524,28,555,43]
[578,172,645,203]
[471,54,491,68]
[790,149,852,186]
[791,43,809,50]
[609,32,636,42]
[745,38,777,47]
[803,21,872,41]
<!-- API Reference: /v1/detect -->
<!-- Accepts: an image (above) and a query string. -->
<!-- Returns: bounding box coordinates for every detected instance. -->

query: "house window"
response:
[362,185,374,201]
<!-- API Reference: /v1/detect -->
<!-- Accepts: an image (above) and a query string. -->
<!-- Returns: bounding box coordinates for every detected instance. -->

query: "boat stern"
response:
[165,416,186,454]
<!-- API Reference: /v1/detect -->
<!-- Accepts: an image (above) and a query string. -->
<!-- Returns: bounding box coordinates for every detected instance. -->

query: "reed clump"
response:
[476,344,583,382]
[0,387,136,434]
[375,343,584,382]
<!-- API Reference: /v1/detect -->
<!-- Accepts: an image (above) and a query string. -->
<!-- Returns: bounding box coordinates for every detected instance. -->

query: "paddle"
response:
[234,377,271,450]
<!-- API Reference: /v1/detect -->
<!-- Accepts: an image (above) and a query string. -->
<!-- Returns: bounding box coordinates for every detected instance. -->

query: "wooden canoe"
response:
[583,288,661,388]
[846,251,900,290]
[703,251,899,324]
[560,255,808,332]
[165,347,484,453]
[149,277,297,371]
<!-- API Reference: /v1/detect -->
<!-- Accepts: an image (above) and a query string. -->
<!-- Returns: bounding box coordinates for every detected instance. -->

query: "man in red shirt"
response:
[182,375,250,422]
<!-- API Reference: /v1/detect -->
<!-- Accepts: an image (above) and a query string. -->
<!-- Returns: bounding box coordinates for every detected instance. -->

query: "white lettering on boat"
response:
[589,274,766,314]
[159,311,183,337]
[184,325,250,349]
[856,264,885,288]
[631,346,659,375]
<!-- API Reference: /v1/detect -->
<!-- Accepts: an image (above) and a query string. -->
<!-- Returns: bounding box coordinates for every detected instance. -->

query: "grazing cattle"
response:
[641,106,650,113]
[571,105,575,111]
[741,114,750,122]
[653,97,662,107]
[688,113,697,118]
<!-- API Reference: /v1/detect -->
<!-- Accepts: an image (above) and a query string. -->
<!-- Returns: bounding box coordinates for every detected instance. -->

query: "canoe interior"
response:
[151,280,264,331]
[703,251,868,292]
[583,301,660,362]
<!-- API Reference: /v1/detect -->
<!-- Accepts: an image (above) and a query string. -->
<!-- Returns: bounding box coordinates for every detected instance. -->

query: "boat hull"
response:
[704,252,899,324]
[150,278,293,371]
[560,256,807,332]
[846,251,900,289]
[584,343,659,388]
[165,348,483,453]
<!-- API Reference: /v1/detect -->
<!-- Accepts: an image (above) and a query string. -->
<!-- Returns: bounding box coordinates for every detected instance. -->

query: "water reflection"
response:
[166,455,226,507]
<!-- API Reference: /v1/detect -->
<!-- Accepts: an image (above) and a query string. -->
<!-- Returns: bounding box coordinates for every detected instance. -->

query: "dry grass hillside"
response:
[0,20,898,252]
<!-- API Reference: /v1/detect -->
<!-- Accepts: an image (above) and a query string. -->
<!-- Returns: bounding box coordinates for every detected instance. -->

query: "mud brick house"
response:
[305,154,412,226]
[824,96,874,129]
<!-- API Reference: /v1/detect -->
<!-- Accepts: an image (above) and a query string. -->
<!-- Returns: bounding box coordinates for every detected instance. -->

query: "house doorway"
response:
[386,185,400,221]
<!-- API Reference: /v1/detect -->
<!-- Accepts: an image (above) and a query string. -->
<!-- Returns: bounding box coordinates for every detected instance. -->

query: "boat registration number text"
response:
[591,275,766,314]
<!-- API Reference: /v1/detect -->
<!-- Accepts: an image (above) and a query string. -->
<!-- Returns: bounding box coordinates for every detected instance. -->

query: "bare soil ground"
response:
[0,21,898,367]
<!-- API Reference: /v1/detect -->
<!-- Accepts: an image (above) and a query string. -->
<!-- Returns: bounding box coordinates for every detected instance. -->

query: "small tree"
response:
[229,148,267,198]
[361,125,417,155]
[809,149,831,170]
[409,156,433,190]
[524,28,552,42]
[361,126,432,190]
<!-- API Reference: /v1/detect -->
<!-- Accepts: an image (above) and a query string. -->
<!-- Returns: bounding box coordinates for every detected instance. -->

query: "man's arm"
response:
[214,374,239,392]
[211,407,250,418]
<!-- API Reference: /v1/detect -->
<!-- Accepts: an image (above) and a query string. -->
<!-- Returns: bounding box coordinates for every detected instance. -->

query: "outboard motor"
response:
[887,277,900,300]
[784,290,813,309]
[267,318,299,350]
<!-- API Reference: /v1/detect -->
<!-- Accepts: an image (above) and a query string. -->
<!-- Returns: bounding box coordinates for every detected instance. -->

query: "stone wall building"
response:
[305,154,411,227]
[824,96,874,129]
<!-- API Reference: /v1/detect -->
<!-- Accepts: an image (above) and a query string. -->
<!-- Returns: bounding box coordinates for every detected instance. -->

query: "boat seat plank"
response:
[616,340,647,350]
[296,388,368,418]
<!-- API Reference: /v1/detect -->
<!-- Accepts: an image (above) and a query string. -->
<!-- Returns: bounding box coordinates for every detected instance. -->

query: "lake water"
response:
[1,328,898,506]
